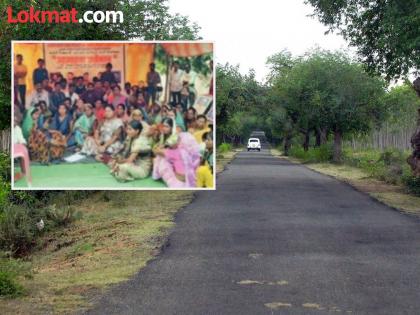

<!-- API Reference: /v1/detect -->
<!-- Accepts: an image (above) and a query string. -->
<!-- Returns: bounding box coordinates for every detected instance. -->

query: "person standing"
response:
[100,63,117,85]
[33,58,49,86]
[146,62,161,106]
[169,61,183,107]
[182,63,197,107]
[14,54,28,112]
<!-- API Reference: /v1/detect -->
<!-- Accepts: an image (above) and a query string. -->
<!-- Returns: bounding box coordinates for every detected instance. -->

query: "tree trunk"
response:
[315,130,321,147]
[407,78,420,177]
[303,130,310,151]
[333,130,342,163]
[284,134,292,156]
[315,128,328,147]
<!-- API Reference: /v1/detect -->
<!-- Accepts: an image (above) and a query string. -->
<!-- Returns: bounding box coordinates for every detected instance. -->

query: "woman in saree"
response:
[28,105,68,163]
[81,104,124,162]
[73,103,95,147]
[152,117,201,188]
[49,103,75,147]
[130,109,150,135]
[110,120,152,181]
[184,107,197,131]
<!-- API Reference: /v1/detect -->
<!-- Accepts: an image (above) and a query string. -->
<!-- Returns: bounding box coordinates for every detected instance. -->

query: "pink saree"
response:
[152,132,201,188]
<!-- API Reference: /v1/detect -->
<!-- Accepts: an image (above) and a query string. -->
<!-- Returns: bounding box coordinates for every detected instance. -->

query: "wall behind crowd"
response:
[13,43,154,93]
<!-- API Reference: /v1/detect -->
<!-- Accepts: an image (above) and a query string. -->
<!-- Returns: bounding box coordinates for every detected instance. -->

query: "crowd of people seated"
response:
[13,56,214,188]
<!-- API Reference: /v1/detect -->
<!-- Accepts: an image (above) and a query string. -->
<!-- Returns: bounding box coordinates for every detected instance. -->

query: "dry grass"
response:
[216,148,241,173]
[0,191,193,314]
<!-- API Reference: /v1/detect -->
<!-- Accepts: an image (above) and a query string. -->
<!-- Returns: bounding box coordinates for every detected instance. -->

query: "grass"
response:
[0,191,193,314]
[272,148,420,217]
[216,147,241,173]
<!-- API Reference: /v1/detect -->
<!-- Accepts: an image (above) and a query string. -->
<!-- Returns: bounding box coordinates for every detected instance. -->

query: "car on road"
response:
[247,138,261,151]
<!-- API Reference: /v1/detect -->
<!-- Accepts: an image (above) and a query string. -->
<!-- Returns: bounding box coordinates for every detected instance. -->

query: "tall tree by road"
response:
[306,0,420,173]
[268,50,386,162]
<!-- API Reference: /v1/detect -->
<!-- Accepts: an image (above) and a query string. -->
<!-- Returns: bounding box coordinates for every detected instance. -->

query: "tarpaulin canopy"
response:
[161,43,213,57]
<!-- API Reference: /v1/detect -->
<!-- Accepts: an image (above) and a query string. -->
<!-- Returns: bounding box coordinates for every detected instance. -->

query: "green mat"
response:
[14,163,166,189]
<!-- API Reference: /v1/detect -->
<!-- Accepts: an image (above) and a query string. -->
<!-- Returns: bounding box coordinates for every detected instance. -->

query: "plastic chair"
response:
[13,144,32,187]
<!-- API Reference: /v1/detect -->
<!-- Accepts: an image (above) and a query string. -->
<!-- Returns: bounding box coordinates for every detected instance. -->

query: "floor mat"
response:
[14,163,167,189]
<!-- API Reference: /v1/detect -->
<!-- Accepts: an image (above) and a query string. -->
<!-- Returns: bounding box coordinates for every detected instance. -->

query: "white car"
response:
[247,138,261,151]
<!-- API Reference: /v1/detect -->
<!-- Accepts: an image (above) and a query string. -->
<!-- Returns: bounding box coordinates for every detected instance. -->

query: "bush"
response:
[0,271,24,297]
[0,205,37,255]
[0,153,10,182]
[379,148,405,166]
[44,204,82,228]
[289,144,333,163]
[218,143,232,154]
[0,202,82,256]
[403,175,420,196]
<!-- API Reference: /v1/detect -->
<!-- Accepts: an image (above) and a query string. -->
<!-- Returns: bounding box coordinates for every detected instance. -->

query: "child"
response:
[196,132,214,188]
[180,81,189,111]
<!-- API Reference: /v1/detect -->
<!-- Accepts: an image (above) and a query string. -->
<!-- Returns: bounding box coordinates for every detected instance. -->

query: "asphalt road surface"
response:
[86,147,420,315]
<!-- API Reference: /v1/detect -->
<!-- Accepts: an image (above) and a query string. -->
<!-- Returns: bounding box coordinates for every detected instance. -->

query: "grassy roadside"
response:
[216,148,241,173]
[1,191,193,314]
[271,148,420,217]
[1,149,238,314]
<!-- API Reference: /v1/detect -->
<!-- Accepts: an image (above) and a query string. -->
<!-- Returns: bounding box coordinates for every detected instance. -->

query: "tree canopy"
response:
[268,49,386,161]
[305,0,420,81]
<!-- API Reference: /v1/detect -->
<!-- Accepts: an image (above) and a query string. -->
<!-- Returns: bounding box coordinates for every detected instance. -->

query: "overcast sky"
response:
[169,0,353,82]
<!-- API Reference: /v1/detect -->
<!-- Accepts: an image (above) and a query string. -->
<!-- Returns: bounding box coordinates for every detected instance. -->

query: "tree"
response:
[216,64,265,144]
[269,50,386,162]
[0,0,200,129]
[305,0,420,172]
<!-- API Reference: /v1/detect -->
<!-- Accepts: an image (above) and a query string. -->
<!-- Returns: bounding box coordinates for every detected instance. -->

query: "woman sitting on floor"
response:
[73,103,95,147]
[116,103,130,124]
[130,109,150,135]
[184,107,197,131]
[49,104,74,145]
[152,117,201,188]
[28,106,67,163]
[81,104,124,162]
[110,120,152,181]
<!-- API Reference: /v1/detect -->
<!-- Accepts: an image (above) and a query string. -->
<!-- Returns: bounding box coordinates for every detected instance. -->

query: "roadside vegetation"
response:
[0,190,193,314]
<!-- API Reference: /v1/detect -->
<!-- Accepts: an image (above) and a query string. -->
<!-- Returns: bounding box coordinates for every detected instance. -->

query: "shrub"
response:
[0,202,82,256]
[0,205,37,255]
[0,271,24,297]
[44,204,82,228]
[218,143,232,154]
[0,153,10,182]
[379,148,405,166]
[289,144,333,163]
[403,175,420,196]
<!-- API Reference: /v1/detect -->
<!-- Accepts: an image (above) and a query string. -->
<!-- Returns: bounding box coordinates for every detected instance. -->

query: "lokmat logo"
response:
[7,6,123,24]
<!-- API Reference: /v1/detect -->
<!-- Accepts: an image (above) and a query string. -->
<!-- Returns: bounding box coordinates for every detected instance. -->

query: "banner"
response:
[44,43,125,83]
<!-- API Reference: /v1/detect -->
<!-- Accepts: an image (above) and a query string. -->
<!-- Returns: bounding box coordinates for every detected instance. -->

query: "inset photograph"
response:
[12,41,214,189]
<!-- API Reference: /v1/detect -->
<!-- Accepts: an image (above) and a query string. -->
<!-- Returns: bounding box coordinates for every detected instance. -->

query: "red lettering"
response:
[17,10,29,23]
[60,11,71,23]
[70,8,78,23]
[29,7,41,23]
[42,10,59,23]
[7,6,84,24]
[7,6,18,23]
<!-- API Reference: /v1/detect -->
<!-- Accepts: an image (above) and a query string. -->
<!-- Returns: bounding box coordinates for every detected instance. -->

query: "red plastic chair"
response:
[13,144,32,187]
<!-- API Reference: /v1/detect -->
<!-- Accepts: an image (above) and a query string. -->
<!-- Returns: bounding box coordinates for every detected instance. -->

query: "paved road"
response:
[87,148,420,315]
